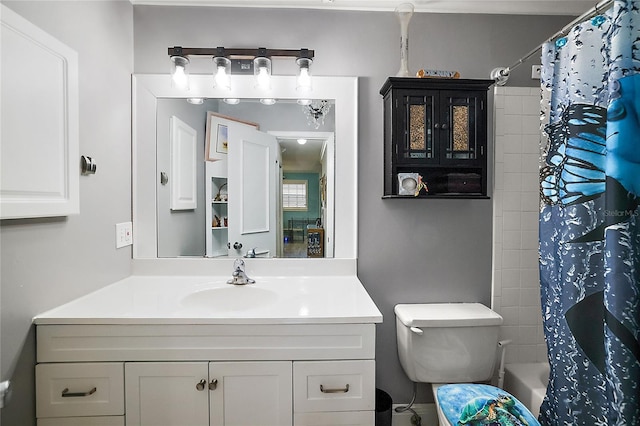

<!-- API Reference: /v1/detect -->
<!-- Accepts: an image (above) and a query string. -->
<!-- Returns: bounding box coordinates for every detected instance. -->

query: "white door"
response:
[209,361,292,426]
[227,126,278,257]
[125,362,209,426]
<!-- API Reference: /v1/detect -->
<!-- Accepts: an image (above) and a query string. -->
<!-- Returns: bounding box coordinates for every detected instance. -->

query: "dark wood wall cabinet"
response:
[380,77,493,198]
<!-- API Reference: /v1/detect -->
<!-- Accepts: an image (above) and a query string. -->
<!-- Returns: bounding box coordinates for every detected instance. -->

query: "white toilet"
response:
[395,303,538,426]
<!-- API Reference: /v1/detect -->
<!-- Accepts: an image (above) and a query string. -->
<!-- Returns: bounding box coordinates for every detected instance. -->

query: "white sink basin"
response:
[180,285,278,312]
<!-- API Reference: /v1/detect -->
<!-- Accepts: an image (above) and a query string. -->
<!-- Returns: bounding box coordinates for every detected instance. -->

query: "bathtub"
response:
[503,362,550,418]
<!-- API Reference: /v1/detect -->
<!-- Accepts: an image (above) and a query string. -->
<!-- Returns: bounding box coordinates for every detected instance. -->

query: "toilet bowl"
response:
[395,303,539,426]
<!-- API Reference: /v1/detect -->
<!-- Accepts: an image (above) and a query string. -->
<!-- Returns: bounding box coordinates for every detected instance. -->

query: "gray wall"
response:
[133,6,570,404]
[0,1,133,424]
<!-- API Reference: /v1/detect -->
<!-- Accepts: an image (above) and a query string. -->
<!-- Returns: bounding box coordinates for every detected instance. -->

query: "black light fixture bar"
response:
[168,46,314,60]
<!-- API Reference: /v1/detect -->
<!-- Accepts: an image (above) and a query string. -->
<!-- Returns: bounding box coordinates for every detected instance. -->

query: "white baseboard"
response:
[391,403,438,426]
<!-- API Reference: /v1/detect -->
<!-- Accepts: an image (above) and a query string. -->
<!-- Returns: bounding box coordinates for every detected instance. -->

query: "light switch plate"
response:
[116,222,133,248]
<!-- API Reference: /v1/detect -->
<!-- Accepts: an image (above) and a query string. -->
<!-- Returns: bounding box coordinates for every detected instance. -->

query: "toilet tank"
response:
[395,303,503,383]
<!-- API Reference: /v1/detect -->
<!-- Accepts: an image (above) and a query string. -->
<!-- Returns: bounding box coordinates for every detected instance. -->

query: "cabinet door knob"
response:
[196,379,207,391]
[441,123,449,130]
[233,242,243,250]
[209,379,218,390]
[434,123,440,129]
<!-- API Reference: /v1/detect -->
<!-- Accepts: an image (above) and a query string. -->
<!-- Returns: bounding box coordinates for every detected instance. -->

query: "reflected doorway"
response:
[273,132,335,259]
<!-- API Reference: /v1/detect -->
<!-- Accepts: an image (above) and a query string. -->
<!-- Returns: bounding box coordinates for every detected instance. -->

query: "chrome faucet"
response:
[227,258,255,285]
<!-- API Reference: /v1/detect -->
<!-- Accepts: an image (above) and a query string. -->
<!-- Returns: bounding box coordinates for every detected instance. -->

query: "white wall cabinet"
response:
[169,116,198,211]
[36,323,376,425]
[1,4,79,219]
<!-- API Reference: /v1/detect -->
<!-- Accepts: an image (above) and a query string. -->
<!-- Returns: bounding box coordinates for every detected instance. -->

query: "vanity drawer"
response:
[293,360,375,412]
[38,416,125,426]
[294,410,374,425]
[36,363,124,418]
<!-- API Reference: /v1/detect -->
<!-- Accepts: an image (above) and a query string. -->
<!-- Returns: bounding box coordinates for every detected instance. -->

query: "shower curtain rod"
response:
[491,0,614,85]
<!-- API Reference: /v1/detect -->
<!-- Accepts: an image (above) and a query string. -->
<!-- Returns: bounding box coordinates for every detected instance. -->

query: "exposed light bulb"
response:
[254,56,272,91]
[215,67,231,90]
[172,64,188,89]
[213,56,232,91]
[297,68,311,92]
[296,57,312,93]
[256,66,271,90]
[297,138,307,145]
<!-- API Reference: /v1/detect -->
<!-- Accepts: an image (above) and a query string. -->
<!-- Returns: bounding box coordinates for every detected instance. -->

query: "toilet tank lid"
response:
[394,303,503,327]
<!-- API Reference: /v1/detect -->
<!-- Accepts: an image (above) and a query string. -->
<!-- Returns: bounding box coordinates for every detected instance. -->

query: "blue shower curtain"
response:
[538,0,639,424]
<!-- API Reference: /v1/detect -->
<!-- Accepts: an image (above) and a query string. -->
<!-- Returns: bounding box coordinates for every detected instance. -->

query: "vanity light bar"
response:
[168,47,314,61]
[169,46,315,94]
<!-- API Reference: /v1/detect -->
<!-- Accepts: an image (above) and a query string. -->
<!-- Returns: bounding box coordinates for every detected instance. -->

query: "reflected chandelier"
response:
[303,100,332,129]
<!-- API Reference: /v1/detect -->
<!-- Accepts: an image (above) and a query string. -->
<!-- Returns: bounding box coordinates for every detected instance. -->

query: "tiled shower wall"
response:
[492,86,548,364]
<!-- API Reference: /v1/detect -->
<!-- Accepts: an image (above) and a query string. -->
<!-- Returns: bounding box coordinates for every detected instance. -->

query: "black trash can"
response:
[375,388,393,426]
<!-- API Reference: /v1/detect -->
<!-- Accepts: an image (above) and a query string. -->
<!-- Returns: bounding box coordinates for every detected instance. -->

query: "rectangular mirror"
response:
[133,74,358,260]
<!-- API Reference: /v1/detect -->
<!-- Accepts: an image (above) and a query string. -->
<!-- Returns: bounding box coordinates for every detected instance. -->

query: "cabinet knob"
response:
[441,123,449,130]
[233,242,243,250]
[209,379,218,391]
[196,379,207,391]
[434,123,440,129]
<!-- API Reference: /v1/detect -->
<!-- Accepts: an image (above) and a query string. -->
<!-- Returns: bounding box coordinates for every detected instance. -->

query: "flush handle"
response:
[320,384,350,394]
[410,326,424,335]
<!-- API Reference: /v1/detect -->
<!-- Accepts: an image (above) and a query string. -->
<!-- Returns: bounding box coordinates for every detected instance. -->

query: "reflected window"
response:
[283,180,308,211]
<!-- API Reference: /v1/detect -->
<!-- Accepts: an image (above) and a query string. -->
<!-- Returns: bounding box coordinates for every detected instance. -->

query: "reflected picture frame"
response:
[205,111,259,161]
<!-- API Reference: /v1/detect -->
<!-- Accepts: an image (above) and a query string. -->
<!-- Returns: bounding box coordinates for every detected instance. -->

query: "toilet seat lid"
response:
[436,383,540,426]
[394,303,503,327]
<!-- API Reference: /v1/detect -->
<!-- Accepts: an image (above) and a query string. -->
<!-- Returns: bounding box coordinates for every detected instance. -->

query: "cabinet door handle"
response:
[196,379,207,391]
[209,379,218,391]
[320,384,350,394]
[61,387,96,398]
[434,123,440,129]
[441,123,449,130]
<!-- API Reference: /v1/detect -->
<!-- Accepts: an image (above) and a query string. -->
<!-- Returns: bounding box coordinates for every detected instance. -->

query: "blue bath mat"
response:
[437,383,540,425]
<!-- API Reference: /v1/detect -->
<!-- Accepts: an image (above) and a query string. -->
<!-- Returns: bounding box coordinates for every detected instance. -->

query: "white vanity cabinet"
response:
[125,361,292,426]
[35,323,377,426]
[34,274,382,426]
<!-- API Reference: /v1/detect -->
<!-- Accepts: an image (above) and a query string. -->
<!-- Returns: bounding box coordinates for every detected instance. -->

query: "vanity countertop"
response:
[33,274,383,325]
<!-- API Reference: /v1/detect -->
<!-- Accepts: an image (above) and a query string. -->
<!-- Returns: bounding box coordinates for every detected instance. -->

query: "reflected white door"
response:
[227,126,278,257]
